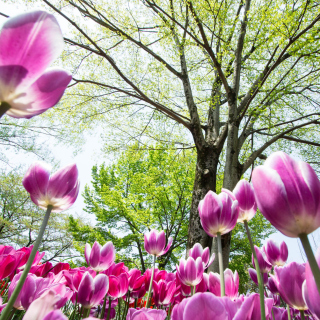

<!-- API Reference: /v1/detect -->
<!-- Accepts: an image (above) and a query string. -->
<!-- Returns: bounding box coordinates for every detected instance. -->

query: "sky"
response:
[1,1,319,265]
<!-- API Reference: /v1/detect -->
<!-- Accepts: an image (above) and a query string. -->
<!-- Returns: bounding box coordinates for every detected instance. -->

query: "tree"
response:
[0,169,75,262]
[69,145,194,271]
[10,0,320,268]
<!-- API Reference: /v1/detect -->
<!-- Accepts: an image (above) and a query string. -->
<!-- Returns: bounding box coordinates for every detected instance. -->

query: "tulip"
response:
[222,179,257,223]
[302,247,320,319]
[252,246,272,273]
[152,279,176,307]
[171,298,189,320]
[0,245,15,255]
[188,243,215,269]
[0,11,72,119]
[77,272,109,309]
[176,257,204,288]
[128,269,145,292]
[103,262,128,277]
[23,161,79,212]
[16,246,45,269]
[208,269,239,299]
[144,268,167,291]
[263,240,288,267]
[144,229,173,257]
[126,308,167,320]
[267,276,279,295]
[0,254,19,280]
[177,273,208,296]
[131,283,146,300]
[85,241,115,272]
[274,262,307,310]
[108,274,129,299]
[198,191,239,238]
[248,268,268,286]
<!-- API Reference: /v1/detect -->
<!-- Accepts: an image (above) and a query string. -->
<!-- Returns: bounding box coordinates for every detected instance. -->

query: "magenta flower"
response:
[207,269,239,299]
[77,272,109,309]
[131,283,146,300]
[152,279,176,307]
[23,161,79,212]
[144,229,173,257]
[103,262,128,277]
[128,269,145,292]
[126,308,167,320]
[222,179,257,223]
[0,254,19,280]
[274,262,307,310]
[302,247,320,318]
[176,257,204,287]
[263,240,288,267]
[176,273,208,296]
[267,276,279,295]
[252,151,320,237]
[85,241,116,272]
[252,246,272,273]
[198,191,239,237]
[108,274,129,299]
[248,268,268,286]
[171,298,189,320]
[188,243,215,269]
[144,268,167,292]
[0,11,72,119]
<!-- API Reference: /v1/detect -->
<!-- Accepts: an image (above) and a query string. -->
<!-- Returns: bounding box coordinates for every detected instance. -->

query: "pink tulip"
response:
[263,240,288,267]
[252,246,272,273]
[198,191,239,237]
[128,269,145,292]
[0,11,72,119]
[152,279,176,307]
[176,273,208,296]
[77,272,109,309]
[0,245,15,255]
[222,179,257,223]
[23,162,79,212]
[144,268,167,291]
[103,262,128,277]
[188,243,215,269]
[302,247,320,318]
[248,268,268,286]
[267,275,279,294]
[63,268,96,292]
[252,151,320,237]
[16,246,45,269]
[208,269,239,299]
[29,261,53,277]
[0,254,19,280]
[274,262,307,310]
[85,241,116,272]
[144,229,173,257]
[108,274,129,299]
[171,297,189,320]
[126,308,167,320]
[131,283,146,300]
[22,290,60,320]
[176,257,204,287]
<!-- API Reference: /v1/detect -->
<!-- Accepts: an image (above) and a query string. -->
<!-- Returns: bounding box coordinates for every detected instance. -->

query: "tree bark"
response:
[187,145,219,252]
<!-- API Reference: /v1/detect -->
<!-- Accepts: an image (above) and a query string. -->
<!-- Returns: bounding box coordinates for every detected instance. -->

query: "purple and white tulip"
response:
[198,191,239,237]
[144,229,172,257]
[208,269,239,299]
[188,243,215,269]
[248,268,268,286]
[252,246,272,273]
[176,257,204,287]
[222,179,257,223]
[126,308,167,320]
[252,151,320,237]
[0,11,72,119]
[85,241,115,272]
[152,279,176,307]
[263,240,288,266]
[23,162,79,212]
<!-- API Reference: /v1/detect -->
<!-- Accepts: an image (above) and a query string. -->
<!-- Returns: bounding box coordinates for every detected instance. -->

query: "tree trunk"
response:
[187,145,219,253]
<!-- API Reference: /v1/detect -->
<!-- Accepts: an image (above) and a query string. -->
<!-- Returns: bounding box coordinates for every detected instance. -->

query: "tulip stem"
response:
[217,233,225,297]
[190,285,196,296]
[146,255,156,308]
[244,220,266,320]
[0,205,53,320]
[106,298,112,320]
[286,305,291,320]
[0,102,11,119]
[299,233,320,296]
[83,308,91,318]
[299,310,305,320]
[101,295,107,319]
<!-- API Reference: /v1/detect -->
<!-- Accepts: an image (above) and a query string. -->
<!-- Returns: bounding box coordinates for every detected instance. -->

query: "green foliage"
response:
[0,169,75,262]
[229,212,275,294]
[69,144,195,271]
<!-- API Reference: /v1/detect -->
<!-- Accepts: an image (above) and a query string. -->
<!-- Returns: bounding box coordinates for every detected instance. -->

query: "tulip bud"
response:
[144,229,172,257]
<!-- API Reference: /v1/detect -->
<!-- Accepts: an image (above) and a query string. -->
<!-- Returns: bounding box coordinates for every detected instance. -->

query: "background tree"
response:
[0,169,76,262]
[3,0,319,269]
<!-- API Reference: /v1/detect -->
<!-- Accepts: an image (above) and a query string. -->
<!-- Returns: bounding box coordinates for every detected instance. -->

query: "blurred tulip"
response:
[274,262,307,310]
[0,11,72,119]
[171,297,189,320]
[188,243,215,269]
[176,257,204,287]
[248,268,268,286]
[208,269,239,299]
[198,191,239,237]
[108,274,129,299]
[252,151,320,237]
[126,308,167,320]
[222,179,257,223]
[128,269,145,292]
[77,272,109,309]
[85,241,115,272]
[152,279,176,307]
[103,262,128,277]
[263,240,288,267]
[252,246,272,273]
[267,276,279,295]
[144,229,173,257]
